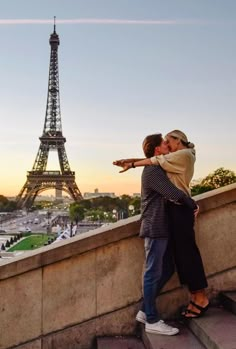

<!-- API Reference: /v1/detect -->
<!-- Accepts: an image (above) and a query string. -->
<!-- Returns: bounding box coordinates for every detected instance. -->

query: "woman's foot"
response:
[182,291,209,318]
[182,300,209,318]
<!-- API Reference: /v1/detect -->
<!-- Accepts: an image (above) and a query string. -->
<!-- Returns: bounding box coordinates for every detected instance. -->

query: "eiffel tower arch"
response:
[16,19,83,209]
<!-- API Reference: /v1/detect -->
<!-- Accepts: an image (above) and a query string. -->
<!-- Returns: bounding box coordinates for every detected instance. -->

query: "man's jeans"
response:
[141,238,174,323]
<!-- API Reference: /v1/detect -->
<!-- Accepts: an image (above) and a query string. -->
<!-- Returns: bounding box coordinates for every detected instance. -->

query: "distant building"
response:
[132,193,141,198]
[34,195,55,202]
[190,178,203,187]
[6,196,17,201]
[83,188,116,199]
[33,194,72,202]
[55,188,62,199]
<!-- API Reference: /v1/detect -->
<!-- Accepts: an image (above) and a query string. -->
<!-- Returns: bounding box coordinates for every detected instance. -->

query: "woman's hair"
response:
[166,130,195,149]
[142,133,163,158]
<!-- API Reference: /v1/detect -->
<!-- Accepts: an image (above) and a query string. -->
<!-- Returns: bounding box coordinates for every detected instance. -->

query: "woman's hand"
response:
[113,159,126,166]
[113,159,134,166]
[194,205,200,219]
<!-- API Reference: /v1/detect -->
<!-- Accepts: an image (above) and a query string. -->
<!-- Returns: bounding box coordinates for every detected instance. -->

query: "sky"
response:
[0,0,235,198]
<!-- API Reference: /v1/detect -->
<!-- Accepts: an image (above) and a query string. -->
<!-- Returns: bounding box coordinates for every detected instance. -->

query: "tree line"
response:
[0,195,17,212]
[69,167,236,223]
[69,194,141,223]
[0,167,235,220]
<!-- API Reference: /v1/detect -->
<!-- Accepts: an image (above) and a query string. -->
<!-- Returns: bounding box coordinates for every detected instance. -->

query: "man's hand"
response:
[113,160,132,173]
[118,163,132,173]
[113,159,135,173]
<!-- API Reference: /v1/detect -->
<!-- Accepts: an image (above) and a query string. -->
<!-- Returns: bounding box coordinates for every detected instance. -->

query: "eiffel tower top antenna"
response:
[54,16,56,33]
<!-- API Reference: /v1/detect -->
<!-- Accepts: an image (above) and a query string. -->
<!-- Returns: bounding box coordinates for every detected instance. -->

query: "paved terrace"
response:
[0,183,235,349]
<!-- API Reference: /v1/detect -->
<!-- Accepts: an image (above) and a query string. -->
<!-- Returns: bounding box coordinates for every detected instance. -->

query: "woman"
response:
[113,130,209,318]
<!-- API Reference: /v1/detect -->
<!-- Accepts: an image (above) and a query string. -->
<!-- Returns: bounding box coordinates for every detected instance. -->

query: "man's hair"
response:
[142,134,163,158]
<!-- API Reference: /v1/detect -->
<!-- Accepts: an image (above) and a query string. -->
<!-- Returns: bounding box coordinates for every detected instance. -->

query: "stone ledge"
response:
[194,183,236,213]
[0,218,141,280]
[0,184,235,281]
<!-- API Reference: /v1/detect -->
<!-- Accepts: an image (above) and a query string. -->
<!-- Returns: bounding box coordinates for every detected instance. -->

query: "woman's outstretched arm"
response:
[113,157,152,173]
[114,150,191,173]
[113,158,145,166]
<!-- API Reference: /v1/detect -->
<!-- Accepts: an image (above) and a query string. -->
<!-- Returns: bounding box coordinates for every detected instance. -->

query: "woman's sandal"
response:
[182,301,209,319]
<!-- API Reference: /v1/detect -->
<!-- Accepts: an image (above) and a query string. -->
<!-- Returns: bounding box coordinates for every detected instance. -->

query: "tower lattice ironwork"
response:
[16,19,83,208]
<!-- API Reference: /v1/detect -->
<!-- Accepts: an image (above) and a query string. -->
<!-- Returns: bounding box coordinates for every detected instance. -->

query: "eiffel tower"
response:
[16,19,83,209]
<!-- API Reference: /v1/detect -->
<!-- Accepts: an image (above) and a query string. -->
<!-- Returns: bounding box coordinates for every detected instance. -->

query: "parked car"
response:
[0,229,6,234]
[18,227,31,233]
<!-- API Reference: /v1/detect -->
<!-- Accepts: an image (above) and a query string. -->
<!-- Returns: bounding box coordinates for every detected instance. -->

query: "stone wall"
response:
[0,183,235,349]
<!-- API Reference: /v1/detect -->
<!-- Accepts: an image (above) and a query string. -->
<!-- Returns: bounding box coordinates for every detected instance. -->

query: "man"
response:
[115,133,197,335]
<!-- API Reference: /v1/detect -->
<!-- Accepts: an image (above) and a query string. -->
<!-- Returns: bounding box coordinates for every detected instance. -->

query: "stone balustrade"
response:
[0,183,235,349]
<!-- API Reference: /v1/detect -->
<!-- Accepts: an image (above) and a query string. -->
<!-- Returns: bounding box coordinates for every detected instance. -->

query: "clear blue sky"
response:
[0,0,235,197]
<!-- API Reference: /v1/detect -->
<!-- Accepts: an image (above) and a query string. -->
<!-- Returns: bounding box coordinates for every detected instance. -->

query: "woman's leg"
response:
[168,204,209,316]
[169,204,208,291]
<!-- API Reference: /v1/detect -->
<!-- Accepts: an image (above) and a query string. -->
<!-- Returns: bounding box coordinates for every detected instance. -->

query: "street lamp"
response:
[112,209,118,221]
[128,205,134,216]
[104,212,108,222]
[47,210,51,234]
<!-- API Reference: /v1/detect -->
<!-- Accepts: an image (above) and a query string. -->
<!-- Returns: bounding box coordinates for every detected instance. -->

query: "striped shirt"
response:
[140,165,196,239]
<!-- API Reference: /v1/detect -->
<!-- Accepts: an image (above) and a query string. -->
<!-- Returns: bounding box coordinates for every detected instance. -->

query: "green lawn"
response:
[8,234,55,251]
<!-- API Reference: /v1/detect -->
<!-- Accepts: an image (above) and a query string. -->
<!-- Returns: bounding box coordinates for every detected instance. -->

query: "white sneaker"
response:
[145,320,179,336]
[136,310,146,324]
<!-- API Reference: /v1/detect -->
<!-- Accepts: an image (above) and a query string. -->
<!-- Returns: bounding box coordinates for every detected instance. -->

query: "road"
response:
[0,210,68,234]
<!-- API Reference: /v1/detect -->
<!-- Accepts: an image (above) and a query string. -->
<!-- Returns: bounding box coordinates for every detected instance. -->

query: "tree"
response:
[191,167,236,196]
[0,195,8,205]
[79,199,92,210]
[0,195,17,212]
[201,167,236,189]
[191,184,214,196]
[69,204,85,224]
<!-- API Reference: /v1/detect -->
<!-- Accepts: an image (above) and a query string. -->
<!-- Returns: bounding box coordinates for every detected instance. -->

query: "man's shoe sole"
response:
[145,328,179,336]
[136,315,146,324]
